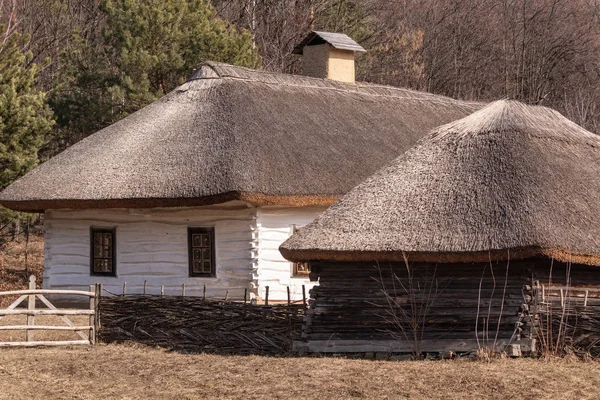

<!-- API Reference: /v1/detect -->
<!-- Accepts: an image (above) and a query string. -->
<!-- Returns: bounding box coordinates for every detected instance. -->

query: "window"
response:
[188,227,215,277]
[290,225,310,277]
[91,228,116,276]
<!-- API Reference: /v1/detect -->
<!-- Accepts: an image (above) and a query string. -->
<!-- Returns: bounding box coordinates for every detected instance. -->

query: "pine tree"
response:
[49,0,260,154]
[101,0,260,106]
[0,27,54,190]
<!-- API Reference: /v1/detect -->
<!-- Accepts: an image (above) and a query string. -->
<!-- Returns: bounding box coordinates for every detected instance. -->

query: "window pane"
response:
[202,261,211,273]
[192,234,202,247]
[202,234,210,247]
[192,261,203,273]
[202,248,210,260]
[94,233,103,246]
[193,248,203,261]
[294,262,310,275]
[94,245,103,258]
[104,233,112,246]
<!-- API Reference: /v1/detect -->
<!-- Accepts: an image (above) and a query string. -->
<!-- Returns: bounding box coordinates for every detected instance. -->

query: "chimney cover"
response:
[293,31,366,54]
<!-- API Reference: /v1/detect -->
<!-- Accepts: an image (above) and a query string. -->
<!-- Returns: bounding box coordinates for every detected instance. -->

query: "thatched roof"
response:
[0,62,478,212]
[280,100,600,266]
[292,31,366,54]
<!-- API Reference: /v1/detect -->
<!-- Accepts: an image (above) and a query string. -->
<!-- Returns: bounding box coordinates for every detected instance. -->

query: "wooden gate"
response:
[0,276,100,347]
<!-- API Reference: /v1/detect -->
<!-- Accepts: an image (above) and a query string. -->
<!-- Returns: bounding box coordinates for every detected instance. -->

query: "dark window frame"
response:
[188,227,216,277]
[90,227,117,277]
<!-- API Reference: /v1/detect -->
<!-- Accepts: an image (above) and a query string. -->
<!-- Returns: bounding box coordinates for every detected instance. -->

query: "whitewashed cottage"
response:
[0,32,478,301]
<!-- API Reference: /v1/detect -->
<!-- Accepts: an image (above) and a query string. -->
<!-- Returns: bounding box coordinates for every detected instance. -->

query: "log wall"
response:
[44,203,256,298]
[255,206,326,301]
[299,258,600,354]
[44,203,324,302]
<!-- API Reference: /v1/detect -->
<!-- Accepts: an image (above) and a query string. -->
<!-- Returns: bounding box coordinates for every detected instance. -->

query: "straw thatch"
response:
[280,100,600,265]
[0,62,478,212]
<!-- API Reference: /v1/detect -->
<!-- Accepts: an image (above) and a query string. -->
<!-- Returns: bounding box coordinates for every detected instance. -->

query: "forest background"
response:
[1,0,599,227]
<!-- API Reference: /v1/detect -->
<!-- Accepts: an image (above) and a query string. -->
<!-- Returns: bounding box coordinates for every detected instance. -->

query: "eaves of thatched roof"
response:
[0,62,479,212]
[280,100,600,266]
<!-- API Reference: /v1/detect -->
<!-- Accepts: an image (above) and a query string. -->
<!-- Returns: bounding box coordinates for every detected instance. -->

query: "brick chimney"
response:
[293,31,365,84]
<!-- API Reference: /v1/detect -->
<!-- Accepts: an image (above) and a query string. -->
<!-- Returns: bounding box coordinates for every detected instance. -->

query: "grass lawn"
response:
[0,344,599,400]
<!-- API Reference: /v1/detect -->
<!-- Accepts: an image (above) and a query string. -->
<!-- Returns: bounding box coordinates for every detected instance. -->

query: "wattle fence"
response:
[98,295,305,355]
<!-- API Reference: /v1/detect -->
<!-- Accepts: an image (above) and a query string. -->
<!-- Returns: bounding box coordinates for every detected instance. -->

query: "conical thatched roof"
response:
[0,62,478,212]
[280,100,600,266]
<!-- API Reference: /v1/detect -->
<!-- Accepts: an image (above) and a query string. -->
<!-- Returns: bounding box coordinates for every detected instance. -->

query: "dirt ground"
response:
[0,344,598,400]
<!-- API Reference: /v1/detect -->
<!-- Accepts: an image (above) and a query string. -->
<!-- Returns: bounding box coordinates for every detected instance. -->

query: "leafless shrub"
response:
[373,254,441,357]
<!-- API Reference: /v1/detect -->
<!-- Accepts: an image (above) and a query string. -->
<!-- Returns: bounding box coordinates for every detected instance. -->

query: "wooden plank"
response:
[0,289,95,297]
[27,276,36,342]
[0,309,95,316]
[0,340,91,347]
[89,285,95,345]
[0,325,93,331]
[304,339,510,353]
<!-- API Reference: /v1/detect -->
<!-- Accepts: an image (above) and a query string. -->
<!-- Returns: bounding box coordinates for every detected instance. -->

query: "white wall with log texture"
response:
[255,206,327,301]
[44,202,256,300]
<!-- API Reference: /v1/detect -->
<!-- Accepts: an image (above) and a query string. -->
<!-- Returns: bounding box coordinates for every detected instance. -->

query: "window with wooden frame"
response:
[188,227,216,277]
[290,225,310,277]
[90,228,116,276]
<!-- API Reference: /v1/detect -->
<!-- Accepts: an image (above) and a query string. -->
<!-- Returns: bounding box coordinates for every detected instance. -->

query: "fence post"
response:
[265,286,269,306]
[122,282,127,296]
[203,285,206,301]
[287,286,291,305]
[161,285,165,297]
[96,283,102,344]
[244,288,247,304]
[27,275,36,342]
[302,285,307,309]
[89,285,96,345]
[225,289,229,301]
[182,284,186,297]
[143,280,147,296]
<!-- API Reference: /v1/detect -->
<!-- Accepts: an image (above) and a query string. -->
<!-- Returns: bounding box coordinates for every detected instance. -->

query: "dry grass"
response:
[0,314,90,342]
[0,345,599,400]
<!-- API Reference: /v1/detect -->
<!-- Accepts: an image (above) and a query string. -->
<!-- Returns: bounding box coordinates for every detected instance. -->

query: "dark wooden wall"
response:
[299,258,596,354]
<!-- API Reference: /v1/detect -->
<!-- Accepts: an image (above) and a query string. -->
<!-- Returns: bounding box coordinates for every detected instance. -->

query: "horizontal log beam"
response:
[0,309,94,316]
[0,325,92,331]
[302,339,509,353]
[0,289,95,297]
[0,340,91,347]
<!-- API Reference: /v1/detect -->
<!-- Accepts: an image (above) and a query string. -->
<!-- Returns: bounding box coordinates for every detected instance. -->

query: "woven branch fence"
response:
[99,295,305,355]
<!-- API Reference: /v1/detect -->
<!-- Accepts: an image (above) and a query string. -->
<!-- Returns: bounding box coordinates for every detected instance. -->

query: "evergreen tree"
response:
[0,26,54,190]
[49,0,260,154]
[101,0,260,106]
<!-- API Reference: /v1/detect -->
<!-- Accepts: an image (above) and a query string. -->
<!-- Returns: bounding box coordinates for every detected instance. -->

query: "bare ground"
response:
[0,344,598,400]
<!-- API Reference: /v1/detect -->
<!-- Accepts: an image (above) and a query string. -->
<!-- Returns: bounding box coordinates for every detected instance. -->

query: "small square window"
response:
[290,225,310,277]
[188,227,215,277]
[90,228,116,276]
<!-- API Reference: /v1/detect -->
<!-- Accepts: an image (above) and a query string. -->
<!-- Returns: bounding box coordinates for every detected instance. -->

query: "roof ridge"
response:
[189,62,480,107]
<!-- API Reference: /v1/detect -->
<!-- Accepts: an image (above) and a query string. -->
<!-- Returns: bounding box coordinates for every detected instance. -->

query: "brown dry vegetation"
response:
[0,345,599,400]
[0,234,45,306]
